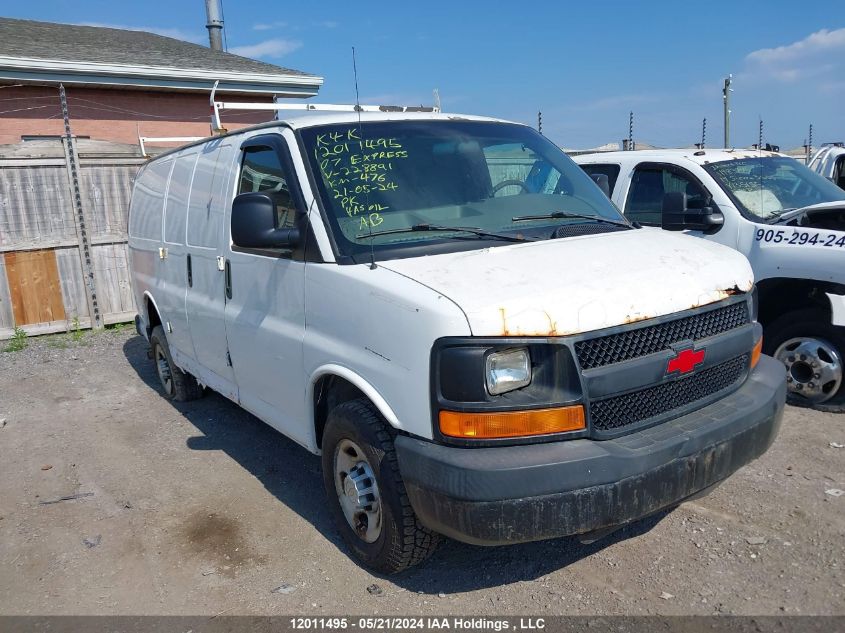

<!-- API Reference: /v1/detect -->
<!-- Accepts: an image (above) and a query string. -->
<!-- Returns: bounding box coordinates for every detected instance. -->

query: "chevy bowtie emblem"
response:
[667,348,706,375]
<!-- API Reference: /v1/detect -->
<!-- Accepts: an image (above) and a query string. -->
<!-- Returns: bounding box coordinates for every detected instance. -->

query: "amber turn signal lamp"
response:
[751,337,763,369]
[439,405,586,439]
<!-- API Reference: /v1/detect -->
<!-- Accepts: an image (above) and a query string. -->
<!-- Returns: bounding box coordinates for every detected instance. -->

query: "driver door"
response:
[223,133,309,447]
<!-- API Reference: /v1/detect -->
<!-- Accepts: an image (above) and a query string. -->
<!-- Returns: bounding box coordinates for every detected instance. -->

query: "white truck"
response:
[129,110,785,572]
[575,149,845,412]
[808,142,845,191]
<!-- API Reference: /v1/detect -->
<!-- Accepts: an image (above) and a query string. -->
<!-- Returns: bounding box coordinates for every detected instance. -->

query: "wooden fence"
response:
[0,138,147,339]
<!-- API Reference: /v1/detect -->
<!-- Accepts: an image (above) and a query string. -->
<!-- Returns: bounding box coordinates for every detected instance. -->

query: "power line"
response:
[0,104,58,116]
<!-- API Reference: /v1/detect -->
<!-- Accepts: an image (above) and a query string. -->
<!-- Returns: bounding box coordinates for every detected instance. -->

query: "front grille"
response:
[590,354,749,432]
[575,302,749,370]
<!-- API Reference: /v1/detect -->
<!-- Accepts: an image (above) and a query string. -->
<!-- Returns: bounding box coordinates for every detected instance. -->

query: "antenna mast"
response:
[351,47,377,270]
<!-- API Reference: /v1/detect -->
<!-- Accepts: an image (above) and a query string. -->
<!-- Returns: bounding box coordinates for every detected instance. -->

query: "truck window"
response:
[626,166,708,225]
[238,145,297,230]
[705,156,845,220]
[579,164,620,194]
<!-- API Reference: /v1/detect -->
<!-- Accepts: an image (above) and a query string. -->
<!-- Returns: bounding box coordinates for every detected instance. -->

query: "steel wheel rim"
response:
[154,344,174,396]
[333,439,382,543]
[774,336,843,404]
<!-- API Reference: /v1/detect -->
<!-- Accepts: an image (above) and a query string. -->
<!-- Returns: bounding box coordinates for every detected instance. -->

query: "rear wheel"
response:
[321,398,441,573]
[149,326,203,402]
[764,309,845,413]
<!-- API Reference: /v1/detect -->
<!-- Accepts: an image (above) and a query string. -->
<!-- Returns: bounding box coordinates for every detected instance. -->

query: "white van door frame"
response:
[223,130,311,447]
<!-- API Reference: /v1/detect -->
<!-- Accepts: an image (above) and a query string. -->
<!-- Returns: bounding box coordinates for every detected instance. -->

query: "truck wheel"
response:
[764,309,845,413]
[149,326,203,402]
[321,398,441,573]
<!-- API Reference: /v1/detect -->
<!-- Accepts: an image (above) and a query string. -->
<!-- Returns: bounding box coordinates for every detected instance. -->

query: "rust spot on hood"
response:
[623,312,654,324]
[543,311,558,336]
[499,307,509,336]
[499,307,561,336]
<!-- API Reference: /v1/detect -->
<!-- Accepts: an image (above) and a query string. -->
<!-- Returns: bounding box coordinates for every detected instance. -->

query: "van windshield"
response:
[705,156,845,221]
[299,120,623,262]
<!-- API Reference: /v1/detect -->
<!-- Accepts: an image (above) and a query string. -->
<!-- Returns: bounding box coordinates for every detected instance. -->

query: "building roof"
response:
[0,17,323,96]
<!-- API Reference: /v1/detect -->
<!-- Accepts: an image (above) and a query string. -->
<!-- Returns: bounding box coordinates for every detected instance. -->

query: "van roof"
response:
[147,110,517,161]
[280,110,511,129]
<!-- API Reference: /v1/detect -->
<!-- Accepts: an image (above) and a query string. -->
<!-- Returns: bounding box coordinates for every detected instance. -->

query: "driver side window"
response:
[238,146,297,230]
[625,165,708,225]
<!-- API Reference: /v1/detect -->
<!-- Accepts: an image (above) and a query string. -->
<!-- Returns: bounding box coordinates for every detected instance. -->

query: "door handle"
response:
[224,259,232,300]
[186,254,193,287]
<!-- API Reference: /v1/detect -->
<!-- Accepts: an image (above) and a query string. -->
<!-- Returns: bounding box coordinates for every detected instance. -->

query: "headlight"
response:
[485,348,531,395]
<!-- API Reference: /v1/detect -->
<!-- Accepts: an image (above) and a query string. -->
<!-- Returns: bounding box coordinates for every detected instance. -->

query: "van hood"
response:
[379,229,754,337]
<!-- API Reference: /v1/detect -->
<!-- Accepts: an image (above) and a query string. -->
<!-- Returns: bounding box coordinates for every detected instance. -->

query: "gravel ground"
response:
[0,328,843,615]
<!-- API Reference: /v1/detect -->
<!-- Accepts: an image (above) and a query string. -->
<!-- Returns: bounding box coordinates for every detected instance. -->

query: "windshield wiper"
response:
[511,210,635,229]
[356,223,532,242]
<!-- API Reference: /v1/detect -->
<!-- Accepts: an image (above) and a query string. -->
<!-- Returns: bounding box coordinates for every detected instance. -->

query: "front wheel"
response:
[321,398,441,573]
[149,326,203,402]
[764,309,845,413]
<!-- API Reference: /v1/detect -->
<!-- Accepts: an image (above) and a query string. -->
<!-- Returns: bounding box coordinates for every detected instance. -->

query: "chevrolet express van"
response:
[129,112,785,572]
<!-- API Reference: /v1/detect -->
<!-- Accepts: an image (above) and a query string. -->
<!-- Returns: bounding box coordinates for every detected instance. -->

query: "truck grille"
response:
[590,354,749,432]
[575,302,749,370]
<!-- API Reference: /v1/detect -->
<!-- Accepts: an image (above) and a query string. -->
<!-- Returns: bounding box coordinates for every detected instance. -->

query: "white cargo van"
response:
[574,149,845,412]
[129,112,785,572]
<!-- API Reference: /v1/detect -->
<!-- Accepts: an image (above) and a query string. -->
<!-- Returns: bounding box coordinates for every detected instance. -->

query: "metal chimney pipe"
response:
[205,0,224,51]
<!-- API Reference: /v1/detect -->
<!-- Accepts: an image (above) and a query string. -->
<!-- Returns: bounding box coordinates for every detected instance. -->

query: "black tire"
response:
[321,398,441,573]
[149,326,203,402]
[764,309,845,413]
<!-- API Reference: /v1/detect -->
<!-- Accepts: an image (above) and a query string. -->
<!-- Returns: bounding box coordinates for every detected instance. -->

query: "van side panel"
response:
[128,158,173,334]
[184,140,238,398]
[158,151,199,358]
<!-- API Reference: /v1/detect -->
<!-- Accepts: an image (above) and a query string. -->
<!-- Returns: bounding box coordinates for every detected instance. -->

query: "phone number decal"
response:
[755,228,845,248]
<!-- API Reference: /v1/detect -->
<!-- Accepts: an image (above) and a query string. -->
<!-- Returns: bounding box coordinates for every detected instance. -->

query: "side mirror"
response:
[661,191,724,233]
[231,192,301,248]
[590,173,611,198]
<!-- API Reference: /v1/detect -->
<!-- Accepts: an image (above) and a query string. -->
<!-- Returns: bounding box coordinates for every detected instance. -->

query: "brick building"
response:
[0,17,324,145]
[0,18,322,339]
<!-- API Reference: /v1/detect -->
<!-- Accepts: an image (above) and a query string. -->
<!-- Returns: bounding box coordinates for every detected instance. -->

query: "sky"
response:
[2,0,842,150]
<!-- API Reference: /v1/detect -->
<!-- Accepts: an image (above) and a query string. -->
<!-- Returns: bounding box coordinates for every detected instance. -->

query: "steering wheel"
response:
[492,179,531,195]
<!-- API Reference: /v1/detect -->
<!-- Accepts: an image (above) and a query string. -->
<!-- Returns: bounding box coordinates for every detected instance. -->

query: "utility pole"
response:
[628,111,634,151]
[701,117,706,148]
[537,110,542,135]
[722,75,732,148]
[758,118,763,150]
[808,123,813,159]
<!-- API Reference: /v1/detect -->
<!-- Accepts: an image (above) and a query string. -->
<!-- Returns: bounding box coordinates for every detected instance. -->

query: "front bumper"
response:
[395,355,786,545]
